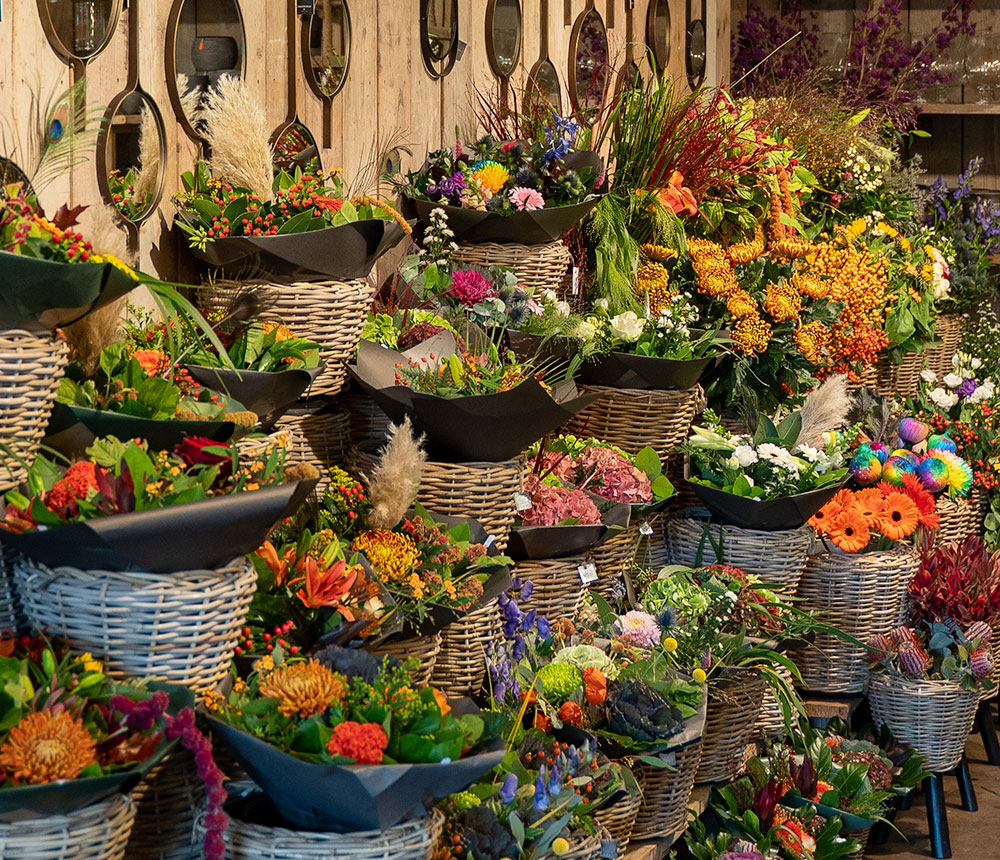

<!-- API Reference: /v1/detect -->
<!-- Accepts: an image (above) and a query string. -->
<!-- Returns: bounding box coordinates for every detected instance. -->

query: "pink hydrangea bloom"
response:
[615,610,662,649]
[509,186,545,211]
[545,447,653,504]
[520,474,602,526]
[448,269,494,306]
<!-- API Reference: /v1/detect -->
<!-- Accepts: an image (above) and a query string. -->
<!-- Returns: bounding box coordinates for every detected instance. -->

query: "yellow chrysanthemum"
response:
[471,162,510,195]
[731,314,772,354]
[794,321,830,365]
[763,280,803,323]
[635,260,672,311]
[0,709,97,784]
[845,218,868,241]
[640,243,678,262]
[351,530,421,582]
[726,289,758,319]
[874,221,899,239]
[726,224,765,265]
[791,273,828,300]
[687,238,740,299]
[258,660,346,718]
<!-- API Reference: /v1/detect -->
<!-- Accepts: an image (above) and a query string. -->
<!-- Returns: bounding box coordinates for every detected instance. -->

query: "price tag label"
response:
[659,751,677,767]
[571,266,580,295]
[600,841,618,859]
[578,562,598,584]
[483,534,496,549]
[513,492,532,511]
[639,520,653,536]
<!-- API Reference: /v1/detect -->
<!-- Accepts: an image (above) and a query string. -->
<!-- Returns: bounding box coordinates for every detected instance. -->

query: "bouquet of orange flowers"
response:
[808,480,938,553]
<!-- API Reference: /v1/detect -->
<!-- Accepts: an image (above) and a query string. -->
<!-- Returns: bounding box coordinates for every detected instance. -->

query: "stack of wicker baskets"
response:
[696,669,766,783]
[874,351,923,398]
[368,633,443,687]
[195,278,374,395]
[594,791,642,859]
[933,490,986,545]
[794,547,918,693]
[631,739,704,840]
[274,403,352,493]
[515,556,589,621]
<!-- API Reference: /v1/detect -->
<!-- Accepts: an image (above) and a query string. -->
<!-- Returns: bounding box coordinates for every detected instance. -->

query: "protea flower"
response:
[867,633,895,664]
[966,620,993,645]
[898,643,931,676]
[970,649,994,680]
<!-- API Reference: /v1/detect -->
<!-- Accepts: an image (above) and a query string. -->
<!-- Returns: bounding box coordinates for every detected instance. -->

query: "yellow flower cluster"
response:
[770,237,812,260]
[640,243,678,262]
[687,238,740,299]
[635,260,672,312]
[726,290,759,319]
[470,162,510,195]
[794,320,830,365]
[791,273,828,300]
[731,315,773,355]
[351,530,421,581]
[763,280,803,323]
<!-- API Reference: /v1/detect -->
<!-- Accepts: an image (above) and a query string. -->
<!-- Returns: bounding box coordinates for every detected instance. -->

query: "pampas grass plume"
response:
[204,76,273,202]
[797,374,852,446]
[364,417,427,529]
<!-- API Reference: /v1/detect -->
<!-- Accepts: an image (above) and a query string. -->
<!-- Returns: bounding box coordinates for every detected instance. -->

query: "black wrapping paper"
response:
[48,403,237,451]
[183,365,322,426]
[0,480,316,572]
[685,477,847,531]
[578,353,715,391]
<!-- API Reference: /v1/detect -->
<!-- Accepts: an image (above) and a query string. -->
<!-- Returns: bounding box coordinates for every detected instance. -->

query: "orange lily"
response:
[290,557,359,614]
[256,540,296,586]
[657,171,698,217]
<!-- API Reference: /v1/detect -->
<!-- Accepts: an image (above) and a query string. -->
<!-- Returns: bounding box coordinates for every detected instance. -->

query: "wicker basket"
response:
[587,524,641,597]
[196,801,443,860]
[367,633,442,686]
[351,446,526,551]
[0,543,23,633]
[874,351,922,398]
[565,385,702,457]
[196,278,374,395]
[933,492,985,544]
[0,329,70,491]
[127,749,203,860]
[846,365,878,392]
[430,602,500,698]
[453,241,572,295]
[697,669,766,783]
[337,392,393,449]
[516,556,589,621]
[631,738,704,839]
[924,314,964,379]
[15,559,256,691]
[545,829,606,860]
[665,517,812,591]
[594,791,641,859]
[844,826,872,860]
[274,404,351,494]
[794,547,918,694]
[635,513,670,571]
[0,793,135,860]
[866,674,979,772]
[755,665,794,740]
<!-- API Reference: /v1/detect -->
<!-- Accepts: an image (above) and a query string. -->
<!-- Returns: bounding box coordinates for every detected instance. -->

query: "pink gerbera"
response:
[509,187,545,211]
[448,269,494,307]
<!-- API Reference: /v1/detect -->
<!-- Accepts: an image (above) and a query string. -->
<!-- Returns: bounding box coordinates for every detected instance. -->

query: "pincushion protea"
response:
[0,708,97,784]
[898,643,930,675]
[970,649,994,680]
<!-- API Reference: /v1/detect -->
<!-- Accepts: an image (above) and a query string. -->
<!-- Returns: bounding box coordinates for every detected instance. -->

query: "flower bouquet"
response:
[204,648,505,831]
[574,297,722,391]
[53,340,255,450]
[685,407,853,530]
[808,483,938,553]
[0,637,228,860]
[349,333,599,461]
[175,160,409,281]
[392,122,604,244]
[0,434,314,571]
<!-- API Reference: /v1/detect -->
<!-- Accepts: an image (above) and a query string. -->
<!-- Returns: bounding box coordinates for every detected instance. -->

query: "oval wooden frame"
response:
[36,0,123,69]
[527,57,564,116]
[164,0,248,144]
[419,0,459,79]
[485,0,521,80]
[645,0,671,72]
[568,4,609,121]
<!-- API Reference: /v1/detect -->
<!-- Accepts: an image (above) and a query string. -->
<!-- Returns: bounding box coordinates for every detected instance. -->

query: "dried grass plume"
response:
[364,417,427,529]
[797,374,852,446]
[62,299,123,376]
[130,104,161,207]
[203,76,273,202]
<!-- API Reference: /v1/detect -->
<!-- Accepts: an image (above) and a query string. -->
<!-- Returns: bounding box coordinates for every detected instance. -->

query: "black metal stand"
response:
[977,699,1000,766]
[953,753,978,812]
[924,774,952,859]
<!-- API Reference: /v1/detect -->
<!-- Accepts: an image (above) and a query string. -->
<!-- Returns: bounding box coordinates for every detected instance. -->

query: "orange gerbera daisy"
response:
[826,509,871,553]
[830,488,858,511]
[877,493,920,540]
[809,499,843,532]
[855,488,886,521]
[897,473,940,530]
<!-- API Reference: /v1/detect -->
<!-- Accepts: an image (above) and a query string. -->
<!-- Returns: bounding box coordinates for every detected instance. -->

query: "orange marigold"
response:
[327,721,387,764]
[0,709,97,784]
[258,660,346,718]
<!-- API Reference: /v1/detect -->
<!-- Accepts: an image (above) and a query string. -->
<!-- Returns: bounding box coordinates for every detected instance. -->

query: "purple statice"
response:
[426,171,466,205]
[958,377,977,399]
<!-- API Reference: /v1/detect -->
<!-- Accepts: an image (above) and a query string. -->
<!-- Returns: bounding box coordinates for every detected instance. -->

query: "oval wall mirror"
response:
[37,0,122,64]
[687,19,707,86]
[100,90,166,224]
[646,0,670,72]
[569,7,609,121]
[303,0,351,99]
[273,122,321,172]
[420,0,459,78]
[528,58,563,116]
[486,0,521,79]
[166,0,247,141]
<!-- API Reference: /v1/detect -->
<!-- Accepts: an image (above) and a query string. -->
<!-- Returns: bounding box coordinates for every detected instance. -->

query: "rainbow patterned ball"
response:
[882,456,916,486]
[927,434,958,453]
[898,417,932,445]
[890,449,920,467]
[849,451,882,485]
[926,449,974,496]
[916,456,950,494]
[870,443,890,465]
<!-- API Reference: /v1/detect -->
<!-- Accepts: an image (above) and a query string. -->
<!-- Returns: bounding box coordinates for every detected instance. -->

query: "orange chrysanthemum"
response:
[131,349,170,378]
[0,709,97,784]
[826,509,871,553]
[877,493,920,540]
[258,660,346,718]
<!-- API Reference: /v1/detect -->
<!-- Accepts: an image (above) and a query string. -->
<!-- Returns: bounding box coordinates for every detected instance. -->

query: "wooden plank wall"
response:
[0,0,721,277]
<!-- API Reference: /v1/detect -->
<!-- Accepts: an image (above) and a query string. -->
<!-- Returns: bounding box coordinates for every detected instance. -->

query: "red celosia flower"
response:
[63,462,98,498]
[327,721,387,764]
